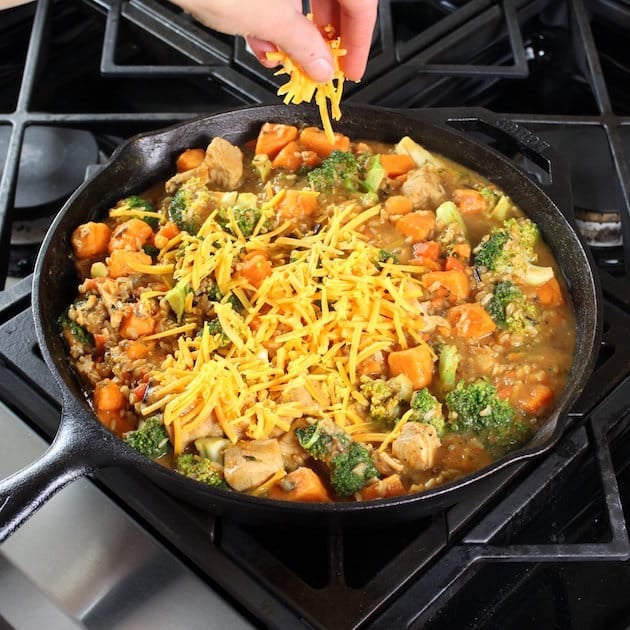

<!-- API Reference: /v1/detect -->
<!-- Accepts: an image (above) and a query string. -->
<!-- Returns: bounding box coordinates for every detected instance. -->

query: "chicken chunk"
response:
[277,429,310,472]
[162,414,225,454]
[205,136,243,190]
[223,439,284,492]
[401,164,447,211]
[391,422,441,471]
[165,137,243,193]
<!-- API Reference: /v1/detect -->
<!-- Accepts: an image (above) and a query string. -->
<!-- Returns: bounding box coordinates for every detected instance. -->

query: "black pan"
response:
[0,105,602,540]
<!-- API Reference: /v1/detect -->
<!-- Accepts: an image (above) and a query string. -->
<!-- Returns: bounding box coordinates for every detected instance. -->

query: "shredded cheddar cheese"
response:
[138,200,430,454]
[267,18,346,143]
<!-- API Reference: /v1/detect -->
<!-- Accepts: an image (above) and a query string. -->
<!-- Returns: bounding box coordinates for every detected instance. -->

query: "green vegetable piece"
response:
[175,453,226,487]
[167,177,214,234]
[252,154,272,183]
[206,317,230,347]
[90,261,108,278]
[165,282,189,322]
[438,344,460,392]
[142,244,160,258]
[296,420,380,496]
[307,150,361,193]
[490,195,511,222]
[359,374,413,425]
[125,195,158,229]
[330,441,379,497]
[486,280,538,332]
[123,416,170,459]
[410,388,446,436]
[436,200,468,238]
[194,437,230,463]
[473,217,554,286]
[474,229,510,270]
[395,136,441,167]
[479,187,498,210]
[216,206,263,238]
[295,423,335,461]
[59,311,94,346]
[376,248,400,266]
[363,154,386,194]
[445,379,528,451]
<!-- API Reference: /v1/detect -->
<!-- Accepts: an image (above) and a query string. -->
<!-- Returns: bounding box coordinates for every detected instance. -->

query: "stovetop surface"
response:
[2,0,630,628]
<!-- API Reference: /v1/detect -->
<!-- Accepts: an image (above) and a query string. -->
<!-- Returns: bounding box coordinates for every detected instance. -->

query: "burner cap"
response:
[574,208,622,247]
[0,125,99,214]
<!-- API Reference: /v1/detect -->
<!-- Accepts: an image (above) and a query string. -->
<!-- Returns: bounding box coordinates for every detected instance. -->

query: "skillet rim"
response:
[31,103,603,521]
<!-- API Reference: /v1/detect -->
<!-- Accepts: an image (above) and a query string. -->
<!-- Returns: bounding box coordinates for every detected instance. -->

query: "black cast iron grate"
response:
[2,0,630,627]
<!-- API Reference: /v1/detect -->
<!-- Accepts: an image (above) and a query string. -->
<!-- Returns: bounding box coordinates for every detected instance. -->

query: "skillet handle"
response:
[442,109,575,221]
[0,394,121,543]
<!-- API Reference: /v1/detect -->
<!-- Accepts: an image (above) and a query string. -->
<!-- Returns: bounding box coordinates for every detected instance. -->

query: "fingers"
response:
[312,0,378,81]
[168,0,377,83]
[338,0,378,81]
[171,0,336,82]
[245,36,280,69]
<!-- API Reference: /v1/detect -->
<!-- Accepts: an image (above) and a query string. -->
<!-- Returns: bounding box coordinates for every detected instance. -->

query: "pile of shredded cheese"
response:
[139,199,432,455]
[267,20,346,143]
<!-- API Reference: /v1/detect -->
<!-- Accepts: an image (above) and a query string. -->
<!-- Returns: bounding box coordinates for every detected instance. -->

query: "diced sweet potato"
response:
[446,303,496,340]
[268,467,332,502]
[71,222,112,260]
[387,343,435,389]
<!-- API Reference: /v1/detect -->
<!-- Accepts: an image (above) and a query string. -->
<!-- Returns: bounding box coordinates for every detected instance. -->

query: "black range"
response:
[1,1,630,628]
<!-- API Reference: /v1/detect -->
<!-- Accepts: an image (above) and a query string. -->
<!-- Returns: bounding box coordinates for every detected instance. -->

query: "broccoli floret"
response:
[376,248,400,266]
[359,374,413,425]
[216,206,263,238]
[123,416,170,459]
[175,453,226,487]
[307,150,361,193]
[296,420,380,496]
[125,194,155,212]
[142,244,160,258]
[168,177,214,234]
[207,281,223,302]
[486,280,538,333]
[445,379,529,450]
[473,218,554,286]
[206,317,230,347]
[307,150,386,201]
[206,282,243,312]
[295,422,340,461]
[329,441,380,497]
[59,310,94,347]
[479,187,498,209]
[409,388,445,436]
[123,195,159,229]
[473,228,510,270]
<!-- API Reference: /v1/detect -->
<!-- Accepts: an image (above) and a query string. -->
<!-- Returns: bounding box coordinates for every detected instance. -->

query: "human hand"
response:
[168,0,378,83]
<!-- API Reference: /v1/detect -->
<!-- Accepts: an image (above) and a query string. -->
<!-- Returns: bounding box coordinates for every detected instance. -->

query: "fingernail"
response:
[307,58,334,83]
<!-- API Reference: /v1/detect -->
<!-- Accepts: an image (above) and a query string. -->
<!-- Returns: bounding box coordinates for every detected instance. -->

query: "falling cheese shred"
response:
[266,18,347,143]
[139,201,430,454]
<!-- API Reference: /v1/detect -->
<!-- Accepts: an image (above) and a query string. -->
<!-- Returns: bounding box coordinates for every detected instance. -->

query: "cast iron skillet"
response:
[0,105,602,541]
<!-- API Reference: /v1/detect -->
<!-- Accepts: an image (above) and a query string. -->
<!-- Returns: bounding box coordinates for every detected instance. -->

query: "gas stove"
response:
[1,1,630,628]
